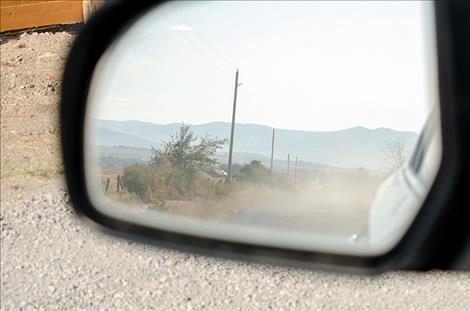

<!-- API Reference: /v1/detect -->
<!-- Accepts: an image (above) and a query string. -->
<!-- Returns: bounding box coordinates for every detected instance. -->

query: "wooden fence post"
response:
[117,175,121,192]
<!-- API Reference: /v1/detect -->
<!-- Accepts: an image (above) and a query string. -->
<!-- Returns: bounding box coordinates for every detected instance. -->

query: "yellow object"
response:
[1,0,84,32]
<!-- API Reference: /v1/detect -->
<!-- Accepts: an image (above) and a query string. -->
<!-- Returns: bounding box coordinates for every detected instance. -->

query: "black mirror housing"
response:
[60,0,470,272]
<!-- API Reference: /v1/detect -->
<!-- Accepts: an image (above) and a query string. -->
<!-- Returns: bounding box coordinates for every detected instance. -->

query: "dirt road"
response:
[227,182,372,237]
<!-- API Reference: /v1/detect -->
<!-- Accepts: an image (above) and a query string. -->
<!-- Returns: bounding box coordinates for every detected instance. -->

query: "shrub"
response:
[239,160,270,183]
[121,124,231,204]
[121,164,150,201]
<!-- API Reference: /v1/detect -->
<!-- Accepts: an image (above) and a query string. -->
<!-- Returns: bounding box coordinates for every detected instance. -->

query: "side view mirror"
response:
[60,0,470,272]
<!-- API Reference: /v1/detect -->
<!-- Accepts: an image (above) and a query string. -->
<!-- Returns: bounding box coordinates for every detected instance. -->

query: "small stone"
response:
[38,52,57,59]
[24,304,37,311]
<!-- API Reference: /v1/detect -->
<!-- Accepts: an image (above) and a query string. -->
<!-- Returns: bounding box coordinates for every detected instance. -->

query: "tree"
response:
[152,124,228,173]
[121,163,150,200]
[383,140,407,173]
[122,124,229,203]
[239,160,270,182]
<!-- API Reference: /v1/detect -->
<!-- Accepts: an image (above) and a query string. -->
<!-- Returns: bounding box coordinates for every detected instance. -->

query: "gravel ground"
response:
[1,32,71,204]
[2,31,470,311]
[1,188,470,310]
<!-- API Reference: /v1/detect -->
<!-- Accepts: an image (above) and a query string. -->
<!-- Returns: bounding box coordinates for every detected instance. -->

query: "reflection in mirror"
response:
[84,1,441,255]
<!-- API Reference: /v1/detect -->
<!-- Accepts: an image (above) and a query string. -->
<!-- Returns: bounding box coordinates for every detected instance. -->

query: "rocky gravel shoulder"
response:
[1,187,470,310]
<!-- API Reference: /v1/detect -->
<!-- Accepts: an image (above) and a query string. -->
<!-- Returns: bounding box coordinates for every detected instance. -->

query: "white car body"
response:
[368,115,442,247]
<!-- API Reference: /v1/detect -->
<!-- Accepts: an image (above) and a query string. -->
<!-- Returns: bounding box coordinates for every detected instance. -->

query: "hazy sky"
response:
[89,1,437,132]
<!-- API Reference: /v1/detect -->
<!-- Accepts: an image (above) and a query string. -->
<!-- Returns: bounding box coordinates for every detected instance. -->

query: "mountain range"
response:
[90,119,419,170]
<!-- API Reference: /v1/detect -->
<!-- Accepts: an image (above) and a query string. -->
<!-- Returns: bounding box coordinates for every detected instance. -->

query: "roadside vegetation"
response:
[100,124,388,220]
[119,124,232,207]
[383,140,407,174]
[104,124,295,211]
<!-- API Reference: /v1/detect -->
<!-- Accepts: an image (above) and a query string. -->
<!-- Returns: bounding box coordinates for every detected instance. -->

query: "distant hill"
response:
[90,119,418,170]
[95,127,156,149]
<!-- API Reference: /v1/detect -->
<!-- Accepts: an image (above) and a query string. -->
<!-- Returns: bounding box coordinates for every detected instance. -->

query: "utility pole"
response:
[287,154,290,180]
[302,161,306,180]
[294,157,298,182]
[298,160,301,180]
[227,69,242,181]
[270,129,275,175]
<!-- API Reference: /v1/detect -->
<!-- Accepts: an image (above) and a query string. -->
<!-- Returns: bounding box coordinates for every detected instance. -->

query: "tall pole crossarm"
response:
[227,69,239,181]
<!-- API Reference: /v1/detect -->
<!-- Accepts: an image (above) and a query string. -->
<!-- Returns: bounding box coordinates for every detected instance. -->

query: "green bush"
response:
[239,160,270,183]
[121,124,230,204]
[121,164,150,201]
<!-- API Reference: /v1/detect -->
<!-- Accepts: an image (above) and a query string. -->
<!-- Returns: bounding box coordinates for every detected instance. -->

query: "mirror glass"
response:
[84,1,441,255]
